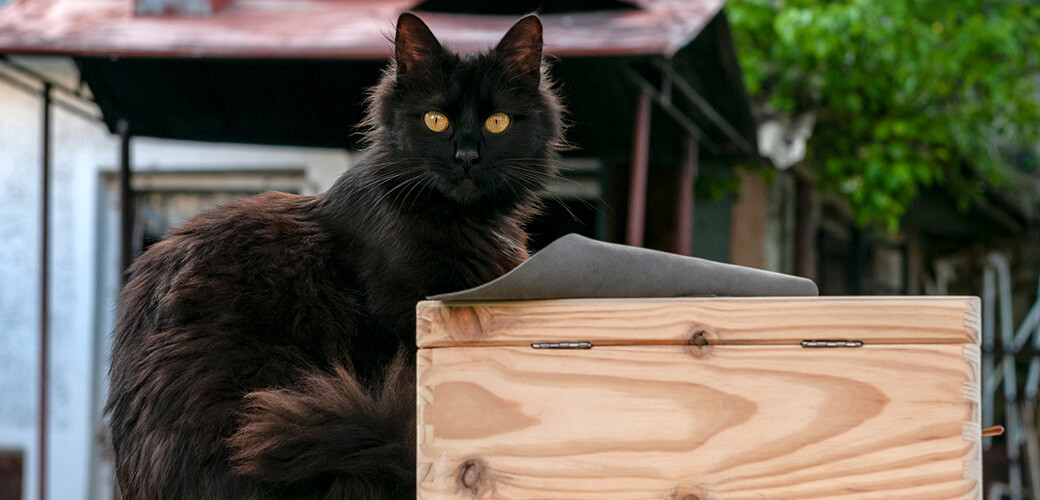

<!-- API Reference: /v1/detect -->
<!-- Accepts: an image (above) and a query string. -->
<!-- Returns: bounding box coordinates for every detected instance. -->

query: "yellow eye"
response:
[485,113,510,134]
[424,111,449,132]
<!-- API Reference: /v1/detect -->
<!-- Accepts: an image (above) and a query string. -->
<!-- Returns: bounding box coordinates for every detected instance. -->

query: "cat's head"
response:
[363,13,565,210]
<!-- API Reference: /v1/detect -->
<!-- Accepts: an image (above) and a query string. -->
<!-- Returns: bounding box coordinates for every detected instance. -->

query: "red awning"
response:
[0,0,725,59]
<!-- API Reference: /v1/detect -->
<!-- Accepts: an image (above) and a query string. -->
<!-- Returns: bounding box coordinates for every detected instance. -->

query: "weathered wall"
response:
[0,56,352,500]
[0,60,115,500]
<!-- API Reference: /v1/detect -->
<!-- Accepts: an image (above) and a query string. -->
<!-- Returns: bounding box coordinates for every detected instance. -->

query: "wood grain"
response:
[416,297,981,348]
[417,344,980,499]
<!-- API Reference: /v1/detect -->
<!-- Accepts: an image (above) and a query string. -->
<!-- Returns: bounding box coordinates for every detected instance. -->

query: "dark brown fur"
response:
[107,13,562,499]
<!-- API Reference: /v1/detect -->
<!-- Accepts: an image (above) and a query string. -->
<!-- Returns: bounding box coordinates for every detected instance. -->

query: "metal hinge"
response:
[531,340,863,349]
[801,340,864,348]
[531,341,594,349]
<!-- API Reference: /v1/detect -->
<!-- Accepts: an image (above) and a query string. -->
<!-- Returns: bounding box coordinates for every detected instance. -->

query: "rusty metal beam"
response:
[794,178,816,279]
[38,82,51,500]
[675,135,699,255]
[652,58,752,154]
[0,0,725,59]
[626,90,652,247]
[622,65,723,155]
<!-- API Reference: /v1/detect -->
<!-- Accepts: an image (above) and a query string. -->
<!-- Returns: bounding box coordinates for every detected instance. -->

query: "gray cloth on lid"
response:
[429,234,819,301]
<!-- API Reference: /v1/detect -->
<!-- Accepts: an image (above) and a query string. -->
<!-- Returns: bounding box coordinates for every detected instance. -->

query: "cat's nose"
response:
[454,148,480,168]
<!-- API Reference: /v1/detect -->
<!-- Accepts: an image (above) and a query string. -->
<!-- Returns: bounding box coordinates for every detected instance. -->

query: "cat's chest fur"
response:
[344,209,526,345]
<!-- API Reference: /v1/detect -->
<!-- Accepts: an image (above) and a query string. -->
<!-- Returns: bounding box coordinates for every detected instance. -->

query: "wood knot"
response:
[460,461,480,488]
[457,458,490,496]
[686,326,717,359]
[689,331,709,346]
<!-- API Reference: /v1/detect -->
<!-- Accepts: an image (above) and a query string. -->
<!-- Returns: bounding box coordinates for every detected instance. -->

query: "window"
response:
[118,169,306,258]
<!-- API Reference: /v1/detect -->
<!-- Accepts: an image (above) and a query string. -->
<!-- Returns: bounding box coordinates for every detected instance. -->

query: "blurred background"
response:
[0,0,1037,498]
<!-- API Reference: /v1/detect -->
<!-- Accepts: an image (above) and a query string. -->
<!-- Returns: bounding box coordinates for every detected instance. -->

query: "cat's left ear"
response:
[494,15,543,81]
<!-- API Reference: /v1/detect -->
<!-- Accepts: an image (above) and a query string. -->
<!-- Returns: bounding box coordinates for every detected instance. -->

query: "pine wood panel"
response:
[417,344,981,499]
[416,297,980,348]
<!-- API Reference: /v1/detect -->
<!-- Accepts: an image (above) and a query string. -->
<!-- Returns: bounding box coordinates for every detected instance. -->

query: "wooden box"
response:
[416,297,982,499]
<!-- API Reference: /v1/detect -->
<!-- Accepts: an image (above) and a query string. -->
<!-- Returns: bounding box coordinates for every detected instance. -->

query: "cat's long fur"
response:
[107,14,563,499]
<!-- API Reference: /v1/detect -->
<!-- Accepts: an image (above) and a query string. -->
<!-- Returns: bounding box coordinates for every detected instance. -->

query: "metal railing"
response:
[983,252,1040,499]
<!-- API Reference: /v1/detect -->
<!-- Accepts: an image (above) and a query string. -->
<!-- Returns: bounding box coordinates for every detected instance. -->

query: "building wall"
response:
[0,57,353,500]
[0,63,115,500]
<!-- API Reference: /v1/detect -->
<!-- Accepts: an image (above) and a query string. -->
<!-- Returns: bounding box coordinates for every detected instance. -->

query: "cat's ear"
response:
[395,13,442,79]
[494,15,543,81]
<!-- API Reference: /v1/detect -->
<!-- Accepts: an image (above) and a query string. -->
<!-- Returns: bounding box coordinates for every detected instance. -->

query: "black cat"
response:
[106,13,564,499]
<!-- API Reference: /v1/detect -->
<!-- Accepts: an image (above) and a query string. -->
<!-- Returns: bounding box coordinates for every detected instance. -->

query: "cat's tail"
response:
[228,354,415,498]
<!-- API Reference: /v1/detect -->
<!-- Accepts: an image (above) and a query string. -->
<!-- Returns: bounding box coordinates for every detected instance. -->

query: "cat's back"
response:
[109,190,363,498]
[160,190,325,266]
[118,190,353,340]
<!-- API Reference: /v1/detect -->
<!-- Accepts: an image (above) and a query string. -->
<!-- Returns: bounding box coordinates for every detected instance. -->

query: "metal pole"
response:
[984,266,997,449]
[118,120,133,278]
[38,82,51,500]
[675,135,698,255]
[626,91,652,247]
[794,179,816,279]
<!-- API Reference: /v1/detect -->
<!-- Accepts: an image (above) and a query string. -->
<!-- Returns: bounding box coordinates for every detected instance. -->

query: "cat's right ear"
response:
[395,13,442,79]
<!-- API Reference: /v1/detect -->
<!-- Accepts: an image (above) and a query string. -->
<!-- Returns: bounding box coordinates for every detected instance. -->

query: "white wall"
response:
[0,59,114,500]
[0,56,353,500]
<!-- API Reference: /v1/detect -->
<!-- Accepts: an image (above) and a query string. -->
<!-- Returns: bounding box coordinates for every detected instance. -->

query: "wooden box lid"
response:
[416,297,982,499]
[417,296,980,348]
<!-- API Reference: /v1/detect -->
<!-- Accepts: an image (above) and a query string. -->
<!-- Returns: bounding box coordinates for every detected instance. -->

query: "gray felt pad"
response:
[430,234,819,301]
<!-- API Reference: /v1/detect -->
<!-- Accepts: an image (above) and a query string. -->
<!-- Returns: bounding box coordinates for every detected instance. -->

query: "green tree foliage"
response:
[727,0,1040,231]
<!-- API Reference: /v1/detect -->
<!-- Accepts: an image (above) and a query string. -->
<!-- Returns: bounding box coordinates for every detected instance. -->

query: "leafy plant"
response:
[728,0,1040,231]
